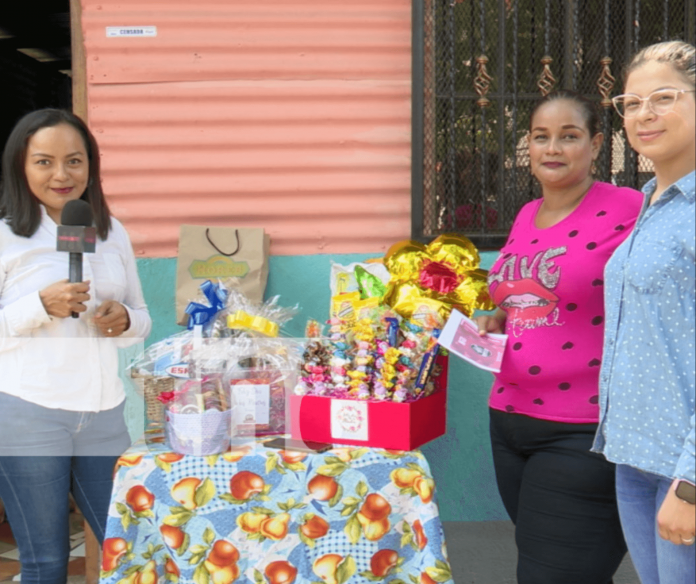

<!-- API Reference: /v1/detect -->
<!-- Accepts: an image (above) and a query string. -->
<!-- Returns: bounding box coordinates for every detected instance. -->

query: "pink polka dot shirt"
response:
[487,182,643,423]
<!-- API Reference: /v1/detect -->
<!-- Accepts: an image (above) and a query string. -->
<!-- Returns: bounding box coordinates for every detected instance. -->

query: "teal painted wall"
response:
[131,252,507,522]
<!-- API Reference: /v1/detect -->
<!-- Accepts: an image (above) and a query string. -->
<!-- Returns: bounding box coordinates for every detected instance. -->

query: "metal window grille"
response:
[412,0,695,249]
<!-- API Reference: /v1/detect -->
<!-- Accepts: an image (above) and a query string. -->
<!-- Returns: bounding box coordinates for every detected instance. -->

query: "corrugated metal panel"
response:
[82,0,412,257]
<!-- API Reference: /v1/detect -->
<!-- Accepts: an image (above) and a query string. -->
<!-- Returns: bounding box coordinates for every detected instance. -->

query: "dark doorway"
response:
[0,0,72,170]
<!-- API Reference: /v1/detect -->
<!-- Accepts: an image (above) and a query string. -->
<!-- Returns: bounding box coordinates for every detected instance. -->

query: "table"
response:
[100,429,455,584]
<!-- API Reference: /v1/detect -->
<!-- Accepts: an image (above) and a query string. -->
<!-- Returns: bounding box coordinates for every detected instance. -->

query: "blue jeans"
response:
[0,393,131,584]
[615,464,696,584]
[0,393,131,456]
[0,456,119,584]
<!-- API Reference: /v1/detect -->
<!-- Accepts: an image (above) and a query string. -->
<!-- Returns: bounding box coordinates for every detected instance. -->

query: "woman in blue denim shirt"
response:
[593,41,695,583]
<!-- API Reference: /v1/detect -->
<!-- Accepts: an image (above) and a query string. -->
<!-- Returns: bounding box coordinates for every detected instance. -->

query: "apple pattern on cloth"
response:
[101,436,454,584]
[485,182,643,424]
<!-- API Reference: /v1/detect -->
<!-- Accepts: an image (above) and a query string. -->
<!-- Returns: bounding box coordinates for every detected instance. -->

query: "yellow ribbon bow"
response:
[226,310,280,337]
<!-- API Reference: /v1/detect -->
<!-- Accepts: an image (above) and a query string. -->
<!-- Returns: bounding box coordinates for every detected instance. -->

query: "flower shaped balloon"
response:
[381,234,495,320]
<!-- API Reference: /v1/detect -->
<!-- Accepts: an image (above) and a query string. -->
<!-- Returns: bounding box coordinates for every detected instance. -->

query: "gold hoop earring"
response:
[591,161,597,175]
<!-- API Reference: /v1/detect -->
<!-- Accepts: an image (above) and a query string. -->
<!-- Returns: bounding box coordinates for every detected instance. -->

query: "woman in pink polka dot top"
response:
[476,90,643,583]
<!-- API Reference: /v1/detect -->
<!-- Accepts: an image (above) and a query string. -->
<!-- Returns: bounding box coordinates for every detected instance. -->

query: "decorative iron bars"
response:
[412,0,695,248]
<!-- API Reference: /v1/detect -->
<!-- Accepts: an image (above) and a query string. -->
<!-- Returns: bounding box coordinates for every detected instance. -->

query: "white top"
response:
[0,207,152,411]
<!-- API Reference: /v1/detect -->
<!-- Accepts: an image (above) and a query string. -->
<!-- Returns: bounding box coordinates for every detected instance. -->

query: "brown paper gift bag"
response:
[175,225,270,325]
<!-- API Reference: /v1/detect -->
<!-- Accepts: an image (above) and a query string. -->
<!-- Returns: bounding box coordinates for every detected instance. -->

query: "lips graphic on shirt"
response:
[492,278,559,323]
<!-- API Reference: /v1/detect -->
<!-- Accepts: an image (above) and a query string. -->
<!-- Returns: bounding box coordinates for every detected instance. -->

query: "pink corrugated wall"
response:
[81,0,412,257]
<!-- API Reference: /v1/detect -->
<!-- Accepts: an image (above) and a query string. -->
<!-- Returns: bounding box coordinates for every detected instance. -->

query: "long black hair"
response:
[0,109,112,239]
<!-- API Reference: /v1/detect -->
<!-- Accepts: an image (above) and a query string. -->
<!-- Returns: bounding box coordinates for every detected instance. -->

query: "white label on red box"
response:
[233,384,270,425]
[330,399,369,441]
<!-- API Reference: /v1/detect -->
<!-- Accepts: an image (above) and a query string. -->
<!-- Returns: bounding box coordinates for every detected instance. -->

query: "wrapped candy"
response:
[305,319,325,338]
[327,315,351,392]
[295,279,450,402]
[295,339,332,396]
[294,313,446,404]
[296,320,333,394]
[375,341,400,400]
[382,234,495,320]
[330,291,360,327]
[412,331,443,397]
[349,318,377,399]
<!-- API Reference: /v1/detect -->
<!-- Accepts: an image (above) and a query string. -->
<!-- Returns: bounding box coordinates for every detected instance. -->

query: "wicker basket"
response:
[131,373,176,423]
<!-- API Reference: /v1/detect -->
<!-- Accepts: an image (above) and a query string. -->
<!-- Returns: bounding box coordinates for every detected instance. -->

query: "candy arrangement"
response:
[294,305,444,403]
[294,234,494,403]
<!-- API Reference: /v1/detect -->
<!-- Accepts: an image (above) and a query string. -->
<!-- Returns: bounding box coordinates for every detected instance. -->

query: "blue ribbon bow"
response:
[185,280,228,333]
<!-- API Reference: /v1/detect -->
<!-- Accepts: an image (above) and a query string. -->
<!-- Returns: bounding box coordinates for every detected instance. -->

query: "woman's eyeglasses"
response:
[612,88,695,119]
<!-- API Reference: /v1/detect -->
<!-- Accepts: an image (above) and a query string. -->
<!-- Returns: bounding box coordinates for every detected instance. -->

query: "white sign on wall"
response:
[106,26,157,38]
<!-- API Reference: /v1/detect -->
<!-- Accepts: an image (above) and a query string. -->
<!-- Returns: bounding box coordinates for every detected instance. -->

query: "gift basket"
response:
[130,279,303,453]
[129,330,234,454]
[291,234,494,450]
[222,288,303,436]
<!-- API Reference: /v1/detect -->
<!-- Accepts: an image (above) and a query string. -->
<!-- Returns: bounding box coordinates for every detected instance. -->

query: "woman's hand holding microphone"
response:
[39,279,91,318]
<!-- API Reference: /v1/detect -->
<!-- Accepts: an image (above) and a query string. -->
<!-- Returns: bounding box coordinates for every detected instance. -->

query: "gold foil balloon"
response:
[384,240,427,281]
[384,283,434,320]
[382,234,494,319]
[450,270,491,311]
[427,234,480,272]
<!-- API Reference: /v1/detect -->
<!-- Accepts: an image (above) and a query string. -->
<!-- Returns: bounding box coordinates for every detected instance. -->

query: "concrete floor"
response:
[442,521,640,584]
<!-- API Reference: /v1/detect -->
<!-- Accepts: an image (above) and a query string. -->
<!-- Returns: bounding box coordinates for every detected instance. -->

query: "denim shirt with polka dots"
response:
[593,171,695,484]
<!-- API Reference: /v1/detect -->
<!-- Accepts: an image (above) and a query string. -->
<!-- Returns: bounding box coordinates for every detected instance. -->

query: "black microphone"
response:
[57,200,96,318]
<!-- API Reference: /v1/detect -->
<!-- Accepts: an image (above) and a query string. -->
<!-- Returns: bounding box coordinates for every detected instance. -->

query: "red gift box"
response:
[290,355,448,451]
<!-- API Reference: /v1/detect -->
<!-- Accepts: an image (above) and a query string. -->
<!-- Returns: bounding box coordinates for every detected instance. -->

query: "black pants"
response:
[489,408,627,584]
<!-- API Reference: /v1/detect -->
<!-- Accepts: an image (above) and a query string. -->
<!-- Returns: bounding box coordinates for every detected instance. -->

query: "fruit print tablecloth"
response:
[100,432,454,584]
